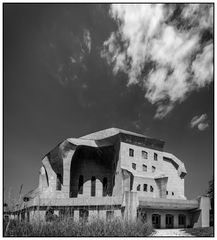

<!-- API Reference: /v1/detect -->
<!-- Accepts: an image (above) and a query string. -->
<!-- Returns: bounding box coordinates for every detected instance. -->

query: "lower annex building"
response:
[10,128,210,228]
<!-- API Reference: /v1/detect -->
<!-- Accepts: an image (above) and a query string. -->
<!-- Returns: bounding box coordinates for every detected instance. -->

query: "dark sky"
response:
[4,4,213,202]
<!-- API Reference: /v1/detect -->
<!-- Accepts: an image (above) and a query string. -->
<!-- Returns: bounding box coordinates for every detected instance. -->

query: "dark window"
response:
[103,177,108,197]
[56,174,62,190]
[172,192,174,196]
[142,151,148,159]
[106,210,114,221]
[91,176,96,196]
[143,184,147,192]
[152,166,156,173]
[78,175,84,194]
[132,163,136,170]
[166,191,168,195]
[143,164,147,172]
[178,214,186,226]
[137,184,141,191]
[79,209,88,222]
[154,153,158,161]
[150,186,154,192]
[129,148,134,157]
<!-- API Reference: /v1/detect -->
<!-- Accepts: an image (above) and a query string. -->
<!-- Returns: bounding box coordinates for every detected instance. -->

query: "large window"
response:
[178,214,186,226]
[78,175,84,194]
[143,184,147,192]
[91,176,96,196]
[56,174,62,191]
[129,148,134,157]
[143,164,147,172]
[103,177,108,197]
[142,151,148,159]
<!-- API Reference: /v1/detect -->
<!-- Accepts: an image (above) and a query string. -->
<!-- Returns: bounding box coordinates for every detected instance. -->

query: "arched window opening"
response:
[154,153,158,161]
[103,177,108,197]
[132,163,136,170]
[143,164,147,172]
[91,176,96,196]
[56,174,62,191]
[78,175,84,194]
[143,184,147,192]
[152,166,156,173]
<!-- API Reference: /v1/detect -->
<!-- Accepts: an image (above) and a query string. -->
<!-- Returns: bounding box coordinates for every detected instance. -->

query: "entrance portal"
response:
[152,214,161,229]
[166,214,174,228]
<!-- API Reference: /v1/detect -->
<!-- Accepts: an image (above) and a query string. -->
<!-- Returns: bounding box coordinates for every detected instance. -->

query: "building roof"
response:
[81,127,148,140]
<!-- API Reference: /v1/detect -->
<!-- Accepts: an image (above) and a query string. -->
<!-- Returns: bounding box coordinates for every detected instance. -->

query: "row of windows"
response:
[78,175,108,197]
[137,184,154,192]
[166,191,175,196]
[132,163,156,172]
[129,148,158,160]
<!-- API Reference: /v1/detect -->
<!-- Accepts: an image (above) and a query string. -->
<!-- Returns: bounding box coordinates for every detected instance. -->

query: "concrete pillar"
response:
[161,213,166,229]
[123,191,138,221]
[62,150,75,197]
[174,214,179,228]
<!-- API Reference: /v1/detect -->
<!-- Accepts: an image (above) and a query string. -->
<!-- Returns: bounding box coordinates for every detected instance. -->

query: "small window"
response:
[152,166,156,173]
[166,191,168,195]
[154,153,158,161]
[142,151,148,159]
[143,164,147,172]
[129,148,134,157]
[150,186,154,192]
[103,177,108,197]
[137,184,141,191]
[132,163,136,170]
[143,184,147,192]
[172,192,174,196]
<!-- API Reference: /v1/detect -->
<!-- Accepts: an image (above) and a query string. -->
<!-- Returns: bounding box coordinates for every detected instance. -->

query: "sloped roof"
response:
[81,127,147,140]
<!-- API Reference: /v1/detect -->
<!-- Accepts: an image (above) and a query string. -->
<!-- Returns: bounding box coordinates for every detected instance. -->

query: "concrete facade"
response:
[10,128,210,228]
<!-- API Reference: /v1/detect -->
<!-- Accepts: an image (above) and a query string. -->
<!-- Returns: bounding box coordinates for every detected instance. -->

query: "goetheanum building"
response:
[11,128,210,228]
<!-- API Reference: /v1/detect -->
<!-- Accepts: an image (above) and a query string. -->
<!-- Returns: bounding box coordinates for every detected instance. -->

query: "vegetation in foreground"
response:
[184,227,214,237]
[3,218,153,237]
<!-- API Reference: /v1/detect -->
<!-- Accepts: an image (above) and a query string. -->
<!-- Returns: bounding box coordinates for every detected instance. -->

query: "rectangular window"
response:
[143,164,147,172]
[143,184,147,192]
[166,191,168,195]
[132,163,136,170]
[129,148,134,157]
[152,166,156,173]
[142,151,148,159]
[154,153,158,161]
[150,186,154,192]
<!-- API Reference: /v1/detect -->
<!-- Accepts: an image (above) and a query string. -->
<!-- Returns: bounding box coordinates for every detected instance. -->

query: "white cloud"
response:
[102,4,213,119]
[190,114,209,131]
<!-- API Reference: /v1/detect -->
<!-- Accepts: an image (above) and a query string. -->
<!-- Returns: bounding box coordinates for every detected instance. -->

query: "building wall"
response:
[119,142,185,199]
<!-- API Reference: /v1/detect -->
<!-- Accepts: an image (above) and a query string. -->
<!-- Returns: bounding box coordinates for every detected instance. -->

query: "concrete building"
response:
[11,128,210,228]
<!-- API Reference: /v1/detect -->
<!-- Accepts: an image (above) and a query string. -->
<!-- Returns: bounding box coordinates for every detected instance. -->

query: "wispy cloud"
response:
[190,114,209,131]
[101,4,213,119]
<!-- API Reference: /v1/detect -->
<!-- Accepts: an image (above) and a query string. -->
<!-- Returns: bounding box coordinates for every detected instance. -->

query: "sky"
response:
[4,3,213,203]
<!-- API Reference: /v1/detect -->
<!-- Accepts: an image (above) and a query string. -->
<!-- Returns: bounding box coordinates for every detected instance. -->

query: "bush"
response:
[3,218,153,237]
[184,227,214,237]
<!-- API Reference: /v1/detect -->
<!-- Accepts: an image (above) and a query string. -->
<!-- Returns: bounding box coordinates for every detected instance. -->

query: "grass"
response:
[3,218,153,237]
[184,227,214,237]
